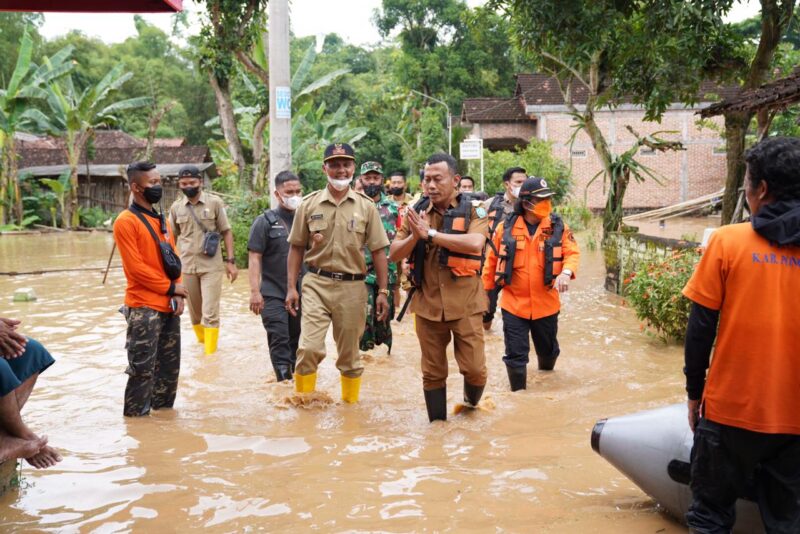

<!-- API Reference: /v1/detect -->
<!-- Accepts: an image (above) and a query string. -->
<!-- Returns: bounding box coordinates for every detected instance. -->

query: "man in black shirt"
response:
[247,171,304,381]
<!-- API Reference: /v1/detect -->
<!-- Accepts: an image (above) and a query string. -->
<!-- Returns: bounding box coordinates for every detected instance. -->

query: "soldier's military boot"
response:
[424,387,447,422]
[274,365,293,382]
[204,327,219,355]
[506,364,527,391]
[192,324,205,343]
[341,375,361,403]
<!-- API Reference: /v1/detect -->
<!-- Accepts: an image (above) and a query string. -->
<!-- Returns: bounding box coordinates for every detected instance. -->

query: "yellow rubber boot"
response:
[192,324,205,343]
[295,372,317,393]
[341,375,361,404]
[204,327,219,355]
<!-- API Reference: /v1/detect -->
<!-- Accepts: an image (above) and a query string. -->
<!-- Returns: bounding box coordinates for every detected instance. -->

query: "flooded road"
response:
[0,229,689,532]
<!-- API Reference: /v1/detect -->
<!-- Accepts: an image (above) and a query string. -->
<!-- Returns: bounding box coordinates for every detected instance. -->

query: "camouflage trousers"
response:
[359,283,395,353]
[123,306,181,417]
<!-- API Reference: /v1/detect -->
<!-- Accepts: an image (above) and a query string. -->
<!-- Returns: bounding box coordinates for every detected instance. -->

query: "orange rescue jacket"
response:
[482,213,580,320]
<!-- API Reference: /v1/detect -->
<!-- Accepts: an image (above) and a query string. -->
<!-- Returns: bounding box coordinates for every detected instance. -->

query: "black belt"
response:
[308,266,365,281]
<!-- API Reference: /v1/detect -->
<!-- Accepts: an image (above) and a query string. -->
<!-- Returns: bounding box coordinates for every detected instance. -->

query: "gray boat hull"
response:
[591,403,765,533]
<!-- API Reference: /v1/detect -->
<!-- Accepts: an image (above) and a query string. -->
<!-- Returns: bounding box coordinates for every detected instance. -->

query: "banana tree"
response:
[0,28,73,225]
[39,169,71,228]
[23,65,151,228]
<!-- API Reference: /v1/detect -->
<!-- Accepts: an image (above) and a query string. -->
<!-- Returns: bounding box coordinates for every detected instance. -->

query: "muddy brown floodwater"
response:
[0,228,693,532]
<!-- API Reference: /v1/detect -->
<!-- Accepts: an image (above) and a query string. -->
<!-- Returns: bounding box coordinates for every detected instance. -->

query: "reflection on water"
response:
[0,229,688,532]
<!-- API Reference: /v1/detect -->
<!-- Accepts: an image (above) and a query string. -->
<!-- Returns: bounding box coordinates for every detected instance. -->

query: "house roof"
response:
[514,73,740,107]
[461,97,529,123]
[699,69,800,117]
[20,162,215,179]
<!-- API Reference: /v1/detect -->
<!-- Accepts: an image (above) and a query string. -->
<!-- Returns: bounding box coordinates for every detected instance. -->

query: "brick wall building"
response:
[461,74,737,209]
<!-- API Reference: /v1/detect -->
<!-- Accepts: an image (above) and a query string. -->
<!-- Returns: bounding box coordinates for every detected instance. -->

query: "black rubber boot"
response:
[505,365,527,391]
[463,380,485,408]
[424,387,447,422]
[537,355,558,371]
[274,365,293,382]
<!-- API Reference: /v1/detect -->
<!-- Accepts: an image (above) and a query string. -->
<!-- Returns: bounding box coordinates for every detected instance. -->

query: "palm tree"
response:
[24,65,151,228]
[0,28,73,225]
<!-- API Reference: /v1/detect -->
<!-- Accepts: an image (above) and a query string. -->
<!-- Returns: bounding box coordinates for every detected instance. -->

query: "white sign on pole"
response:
[460,139,482,160]
[275,86,291,119]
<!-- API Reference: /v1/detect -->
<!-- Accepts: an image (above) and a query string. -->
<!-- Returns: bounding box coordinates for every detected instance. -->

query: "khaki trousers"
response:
[415,313,487,390]
[183,271,223,328]
[295,273,368,378]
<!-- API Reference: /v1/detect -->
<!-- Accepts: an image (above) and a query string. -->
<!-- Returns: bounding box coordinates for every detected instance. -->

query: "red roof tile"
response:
[461,97,528,123]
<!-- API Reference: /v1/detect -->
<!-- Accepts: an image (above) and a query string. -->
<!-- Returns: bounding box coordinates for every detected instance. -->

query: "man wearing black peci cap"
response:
[168,165,237,355]
[285,143,390,403]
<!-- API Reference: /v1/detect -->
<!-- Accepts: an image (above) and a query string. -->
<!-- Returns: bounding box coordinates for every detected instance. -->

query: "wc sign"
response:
[275,86,291,119]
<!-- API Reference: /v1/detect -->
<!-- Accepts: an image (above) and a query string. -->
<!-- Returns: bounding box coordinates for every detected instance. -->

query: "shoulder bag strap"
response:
[186,203,210,233]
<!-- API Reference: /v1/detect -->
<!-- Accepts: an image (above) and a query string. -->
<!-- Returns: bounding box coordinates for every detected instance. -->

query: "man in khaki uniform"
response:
[390,153,489,422]
[286,143,390,403]
[169,165,238,355]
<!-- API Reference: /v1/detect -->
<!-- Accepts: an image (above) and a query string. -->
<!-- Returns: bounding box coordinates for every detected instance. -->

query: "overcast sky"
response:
[40,0,761,47]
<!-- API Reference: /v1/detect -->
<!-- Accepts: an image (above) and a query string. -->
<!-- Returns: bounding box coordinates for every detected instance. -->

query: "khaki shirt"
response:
[169,191,231,274]
[288,186,389,275]
[396,194,489,322]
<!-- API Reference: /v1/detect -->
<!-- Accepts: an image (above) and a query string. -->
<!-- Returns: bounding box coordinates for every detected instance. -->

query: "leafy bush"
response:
[220,191,271,268]
[557,202,593,232]
[78,206,115,228]
[623,248,700,343]
[479,139,572,202]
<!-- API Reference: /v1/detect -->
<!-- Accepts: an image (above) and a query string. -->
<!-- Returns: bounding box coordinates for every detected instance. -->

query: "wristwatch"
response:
[225,258,236,264]
[427,229,438,242]
[378,288,390,296]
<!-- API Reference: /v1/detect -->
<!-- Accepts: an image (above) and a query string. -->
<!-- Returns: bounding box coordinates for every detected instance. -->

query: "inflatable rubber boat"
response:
[591,403,765,533]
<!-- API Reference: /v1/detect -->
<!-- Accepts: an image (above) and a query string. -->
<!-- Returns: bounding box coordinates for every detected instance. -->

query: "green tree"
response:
[481,139,571,202]
[25,65,151,228]
[493,0,742,239]
[0,13,44,85]
[0,29,73,225]
[718,1,797,224]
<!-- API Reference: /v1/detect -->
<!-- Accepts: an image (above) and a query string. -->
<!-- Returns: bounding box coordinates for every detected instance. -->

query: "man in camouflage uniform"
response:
[358,161,399,353]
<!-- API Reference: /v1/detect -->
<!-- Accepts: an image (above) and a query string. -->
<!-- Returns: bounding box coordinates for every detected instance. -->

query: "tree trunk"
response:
[8,137,23,225]
[65,138,83,230]
[720,0,796,223]
[0,147,8,226]
[720,111,751,224]
[582,108,617,236]
[208,73,248,188]
[251,113,269,191]
[146,100,176,161]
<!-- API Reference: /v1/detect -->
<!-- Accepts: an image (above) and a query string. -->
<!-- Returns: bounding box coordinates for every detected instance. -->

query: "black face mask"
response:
[182,186,200,199]
[141,185,163,204]
[364,184,383,198]
[388,187,404,196]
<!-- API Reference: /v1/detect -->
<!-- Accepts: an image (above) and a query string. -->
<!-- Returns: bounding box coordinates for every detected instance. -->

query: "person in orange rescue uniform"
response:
[482,176,579,391]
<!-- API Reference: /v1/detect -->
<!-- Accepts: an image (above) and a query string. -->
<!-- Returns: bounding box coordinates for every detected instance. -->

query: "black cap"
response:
[519,176,554,199]
[178,165,201,178]
[323,143,355,162]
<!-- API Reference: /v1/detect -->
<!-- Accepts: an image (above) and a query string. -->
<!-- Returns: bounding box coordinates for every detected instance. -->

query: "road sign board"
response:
[460,139,482,160]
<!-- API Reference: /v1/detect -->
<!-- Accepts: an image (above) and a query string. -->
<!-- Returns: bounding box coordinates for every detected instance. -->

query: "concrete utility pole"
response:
[268,0,291,207]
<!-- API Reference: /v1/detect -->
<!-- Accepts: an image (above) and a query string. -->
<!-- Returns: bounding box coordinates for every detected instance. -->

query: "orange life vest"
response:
[495,213,565,287]
[407,194,483,284]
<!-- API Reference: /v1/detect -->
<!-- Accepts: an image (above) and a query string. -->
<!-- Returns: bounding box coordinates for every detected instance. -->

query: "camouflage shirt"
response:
[365,193,399,286]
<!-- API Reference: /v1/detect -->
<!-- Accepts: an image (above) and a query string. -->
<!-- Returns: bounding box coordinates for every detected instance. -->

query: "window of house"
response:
[640,147,656,156]
[570,149,587,158]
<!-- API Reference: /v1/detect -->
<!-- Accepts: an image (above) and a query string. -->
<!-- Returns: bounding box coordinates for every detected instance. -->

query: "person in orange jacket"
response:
[482,176,580,391]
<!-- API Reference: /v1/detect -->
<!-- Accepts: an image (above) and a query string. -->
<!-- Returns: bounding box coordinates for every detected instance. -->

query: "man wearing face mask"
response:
[247,171,304,382]
[482,167,527,331]
[388,172,413,216]
[113,161,187,416]
[286,143,390,403]
[482,176,580,391]
[358,161,399,354]
[169,166,237,355]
